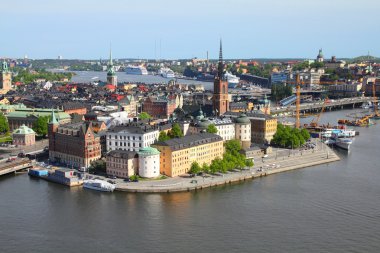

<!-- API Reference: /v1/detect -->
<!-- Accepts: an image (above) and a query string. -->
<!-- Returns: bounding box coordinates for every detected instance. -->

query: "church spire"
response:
[109,44,113,66]
[217,39,224,79]
[50,109,59,125]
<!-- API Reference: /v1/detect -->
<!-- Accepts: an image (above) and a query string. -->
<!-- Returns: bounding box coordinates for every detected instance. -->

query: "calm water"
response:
[1,109,380,253]
[70,71,214,90]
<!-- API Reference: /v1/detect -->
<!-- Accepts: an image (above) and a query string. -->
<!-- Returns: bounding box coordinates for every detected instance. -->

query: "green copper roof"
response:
[13,124,35,135]
[236,113,250,124]
[50,110,59,124]
[1,60,10,73]
[7,110,70,120]
[138,147,160,156]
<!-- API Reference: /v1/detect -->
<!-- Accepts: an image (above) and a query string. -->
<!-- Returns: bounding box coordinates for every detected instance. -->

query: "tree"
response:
[245,159,254,167]
[32,116,50,137]
[158,131,170,142]
[300,128,311,141]
[138,112,151,120]
[168,123,183,138]
[206,124,218,134]
[189,161,201,174]
[0,113,9,134]
[89,159,106,174]
[202,163,210,174]
[224,140,242,155]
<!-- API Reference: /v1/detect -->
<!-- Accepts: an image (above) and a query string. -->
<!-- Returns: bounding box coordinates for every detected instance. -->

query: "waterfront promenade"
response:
[116,141,340,193]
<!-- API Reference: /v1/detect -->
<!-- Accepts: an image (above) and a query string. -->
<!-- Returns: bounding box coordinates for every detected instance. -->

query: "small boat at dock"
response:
[83,179,116,192]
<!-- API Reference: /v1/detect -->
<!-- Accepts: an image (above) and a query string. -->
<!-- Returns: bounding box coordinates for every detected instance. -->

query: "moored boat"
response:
[83,179,116,192]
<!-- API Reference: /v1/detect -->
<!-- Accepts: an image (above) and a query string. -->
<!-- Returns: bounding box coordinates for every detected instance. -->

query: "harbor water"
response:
[0,109,380,253]
[69,71,215,90]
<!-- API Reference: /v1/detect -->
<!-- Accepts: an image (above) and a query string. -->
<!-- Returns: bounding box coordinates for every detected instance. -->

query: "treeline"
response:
[189,140,254,175]
[12,68,73,83]
[271,124,310,148]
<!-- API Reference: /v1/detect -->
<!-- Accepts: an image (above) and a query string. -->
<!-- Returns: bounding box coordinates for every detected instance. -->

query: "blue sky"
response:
[0,0,379,59]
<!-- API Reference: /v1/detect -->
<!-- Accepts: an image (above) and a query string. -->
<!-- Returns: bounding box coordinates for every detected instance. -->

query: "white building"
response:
[189,112,251,147]
[138,147,160,178]
[189,117,236,141]
[234,114,251,149]
[107,122,159,152]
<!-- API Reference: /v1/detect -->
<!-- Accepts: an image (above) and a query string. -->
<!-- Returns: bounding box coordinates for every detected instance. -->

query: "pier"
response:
[271,97,371,114]
[0,159,34,176]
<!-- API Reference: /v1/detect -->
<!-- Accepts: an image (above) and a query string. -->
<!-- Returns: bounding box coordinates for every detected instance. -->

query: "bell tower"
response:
[213,40,229,116]
[0,60,12,94]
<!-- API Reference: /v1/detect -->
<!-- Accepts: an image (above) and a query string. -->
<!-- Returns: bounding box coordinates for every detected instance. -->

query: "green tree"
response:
[206,124,218,134]
[245,159,254,167]
[0,113,9,134]
[138,112,152,120]
[189,161,201,174]
[168,123,183,138]
[89,159,106,174]
[224,140,242,155]
[32,116,50,137]
[300,128,311,141]
[202,163,210,174]
[158,131,170,142]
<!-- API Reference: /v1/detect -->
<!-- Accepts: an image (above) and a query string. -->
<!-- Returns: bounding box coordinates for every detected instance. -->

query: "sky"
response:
[0,0,379,60]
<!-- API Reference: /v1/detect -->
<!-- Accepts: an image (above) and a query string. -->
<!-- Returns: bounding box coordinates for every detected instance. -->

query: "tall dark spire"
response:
[217,39,224,79]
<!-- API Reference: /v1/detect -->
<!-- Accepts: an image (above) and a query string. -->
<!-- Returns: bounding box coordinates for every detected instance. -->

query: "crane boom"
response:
[295,74,301,129]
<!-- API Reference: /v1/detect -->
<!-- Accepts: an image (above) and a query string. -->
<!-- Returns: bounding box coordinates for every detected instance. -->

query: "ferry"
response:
[332,137,352,150]
[159,68,175,78]
[125,65,148,75]
[83,179,116,192]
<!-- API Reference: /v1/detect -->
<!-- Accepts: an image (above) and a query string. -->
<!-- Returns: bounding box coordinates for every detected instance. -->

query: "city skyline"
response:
[1,0,379,59]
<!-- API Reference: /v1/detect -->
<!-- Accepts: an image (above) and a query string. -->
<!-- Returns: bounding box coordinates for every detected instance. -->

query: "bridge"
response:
[0,159,34,176]
[271,97,372,114]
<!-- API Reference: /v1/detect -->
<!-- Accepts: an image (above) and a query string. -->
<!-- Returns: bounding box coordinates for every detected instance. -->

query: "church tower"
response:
[106,47,117,86]
[48,109,59,158]
[213,40,229,116]
[0,60,12,94]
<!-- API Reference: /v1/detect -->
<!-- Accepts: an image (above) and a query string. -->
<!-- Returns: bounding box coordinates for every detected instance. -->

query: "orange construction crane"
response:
[295,74,301,128]
[373,82,378,117]
[309,98,330,127]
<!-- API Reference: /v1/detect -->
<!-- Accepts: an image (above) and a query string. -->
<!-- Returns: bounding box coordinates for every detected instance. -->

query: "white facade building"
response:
[107,123,159,152]
[138,147,160,178]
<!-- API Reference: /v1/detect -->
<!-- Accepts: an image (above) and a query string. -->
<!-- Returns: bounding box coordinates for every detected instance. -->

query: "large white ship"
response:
[125,65,148,75]
[224,72,240,88]
[83,179,116,192]
[159,68,175,78]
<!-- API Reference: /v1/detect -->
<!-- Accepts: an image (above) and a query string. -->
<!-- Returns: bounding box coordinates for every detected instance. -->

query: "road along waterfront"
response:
[115,140,339,193]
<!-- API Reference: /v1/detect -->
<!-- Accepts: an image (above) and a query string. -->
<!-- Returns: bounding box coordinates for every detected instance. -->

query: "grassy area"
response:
[0,134,12,143]
[134,175,168,181]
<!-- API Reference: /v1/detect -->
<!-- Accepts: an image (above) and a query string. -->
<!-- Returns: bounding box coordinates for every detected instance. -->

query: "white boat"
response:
[159,68,175,78]
[321,129,356,138]
[332,136,352,150]
[125,65,148,75]
[224,72,239,88]
[83,179,116,192]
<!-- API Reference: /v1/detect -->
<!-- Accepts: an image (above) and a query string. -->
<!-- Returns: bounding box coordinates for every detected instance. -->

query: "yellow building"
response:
[225,111,277,145]
[153,133,224,177]
[250,115,277,144]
